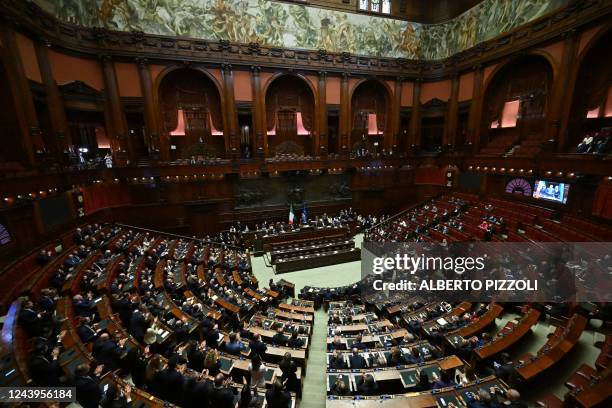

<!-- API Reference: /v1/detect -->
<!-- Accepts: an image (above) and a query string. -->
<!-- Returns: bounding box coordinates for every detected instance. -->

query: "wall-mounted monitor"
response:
[532,180,570,204]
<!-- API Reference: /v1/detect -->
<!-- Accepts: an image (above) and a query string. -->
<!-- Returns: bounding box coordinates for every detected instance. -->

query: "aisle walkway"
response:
[249,235,363,408]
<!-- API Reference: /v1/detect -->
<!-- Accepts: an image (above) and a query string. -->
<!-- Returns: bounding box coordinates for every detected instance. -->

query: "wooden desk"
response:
[275,247,361,274]
[326,376,504,407]
[456,303,504,338]
[476,308,540,360]
[279,302,315,315]
[517,313,587,381]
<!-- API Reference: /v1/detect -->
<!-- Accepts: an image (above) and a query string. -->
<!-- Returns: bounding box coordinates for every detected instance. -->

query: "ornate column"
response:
[34,39,71,154]
[101,56,131,164]
[552,30,579,152]
[221,64,239,158]
[0,22,43,166]
[317,71,328,155]
[444,73,460,147]
[390,77,403,151]
[136,58,162,157]
[250,65,265,157]
[339,72,350,154]
[467,65,484,151]
[408,79,422,148]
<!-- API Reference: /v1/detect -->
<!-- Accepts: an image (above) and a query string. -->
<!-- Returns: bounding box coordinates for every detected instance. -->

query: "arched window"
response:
[359,0,391,14]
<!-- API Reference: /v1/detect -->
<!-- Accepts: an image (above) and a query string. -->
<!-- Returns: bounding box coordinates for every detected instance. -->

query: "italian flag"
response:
[289,203,295,224]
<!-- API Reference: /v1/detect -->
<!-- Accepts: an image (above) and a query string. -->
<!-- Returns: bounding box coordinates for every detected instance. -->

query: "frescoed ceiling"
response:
[34,0,568,60]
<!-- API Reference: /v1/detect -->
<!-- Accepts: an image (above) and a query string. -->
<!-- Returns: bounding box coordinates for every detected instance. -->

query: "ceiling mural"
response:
[35,0,567,60]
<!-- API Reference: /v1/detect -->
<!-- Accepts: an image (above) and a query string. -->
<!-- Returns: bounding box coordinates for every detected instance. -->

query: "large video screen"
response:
[532,180,570,204]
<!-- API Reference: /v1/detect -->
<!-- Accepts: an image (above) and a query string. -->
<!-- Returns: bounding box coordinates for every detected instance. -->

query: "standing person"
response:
[248,353,267,388]
[265,379,291,408]
[278,352,299,394]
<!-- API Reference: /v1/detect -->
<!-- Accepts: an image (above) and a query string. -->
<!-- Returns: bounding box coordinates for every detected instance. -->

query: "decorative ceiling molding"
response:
[1,0,609,80]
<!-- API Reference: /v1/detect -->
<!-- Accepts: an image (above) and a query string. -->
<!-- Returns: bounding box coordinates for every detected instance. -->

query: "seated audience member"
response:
[492,388,528,408]
[330,375,350,396]
[407,347,424,364]
[74,363,104,408]
[467,389,493,408]
[351,334,367,350]
[288,331,304,348]
[265,379,291,408]
[386,347,406,367]
[357,374,379,396]
[412,371,432,391]
[225,332,246,355]
[327,335,344,351]
[37,249,52,265]
[432,369,456,390]
[249,333,268,356]
[328,350,347,369]
[272,327,288,346]
[349,348,367,369]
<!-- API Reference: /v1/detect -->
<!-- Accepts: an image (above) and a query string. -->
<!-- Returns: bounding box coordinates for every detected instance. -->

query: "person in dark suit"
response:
[407,347,424,364]
[28,341,63,386]
[265,379,291,408]
[386,348,407,367]
[288,332,304,348]
[73,294,94,318]
[123,348,147,388]
[432,370,456,390]
[349,348,367,369]
[37,249,52,265]
[182,372,213,408]
[249,334,267,356]
[154,355,184,405]
[210,373,235,407]
[351,335,367,350]
[278,352,299,394]
[129,307,149,343]
[93,333,127,372]
[206,324,222,349]
[19,300,43,337]
[77,317,98,343]
[74,363,104,408]
[412,371,432,391]
[101,383,131,408]
[330,376,350,396]
[328,350,347,369]
[467,389,493,408]
[357,374,379,396]
[224,332,246,355]
[186,340,205,372]
[327,335,345,351]
[272,327,288,347]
